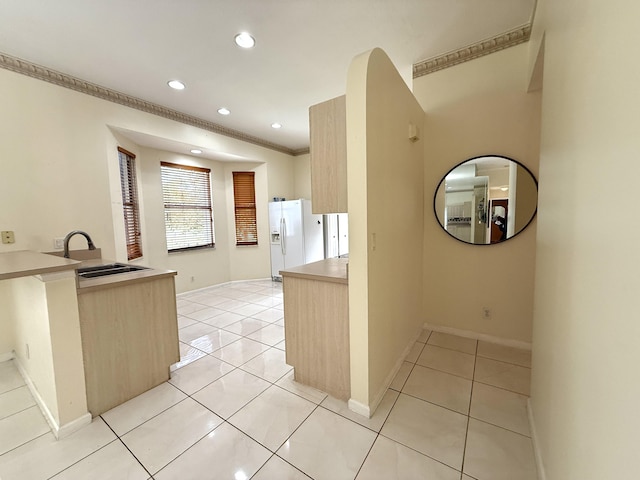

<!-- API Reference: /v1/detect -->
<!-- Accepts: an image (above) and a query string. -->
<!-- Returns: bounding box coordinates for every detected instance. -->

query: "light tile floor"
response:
[0,279,537,480]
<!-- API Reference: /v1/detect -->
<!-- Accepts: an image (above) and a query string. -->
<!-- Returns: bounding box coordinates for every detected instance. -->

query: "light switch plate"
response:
[1,231,15,244]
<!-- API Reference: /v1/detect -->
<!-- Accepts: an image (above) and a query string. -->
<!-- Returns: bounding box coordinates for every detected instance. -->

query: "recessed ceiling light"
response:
[190,149,202,154]
[271,123,282,129]
[500,186,509,191]
[217,107,230,115]
[167,79,185,90]
[234,32,255,49]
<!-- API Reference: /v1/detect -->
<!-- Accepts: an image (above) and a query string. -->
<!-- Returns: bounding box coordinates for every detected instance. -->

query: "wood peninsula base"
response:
[281,258,350,400]
[77,274,179,416]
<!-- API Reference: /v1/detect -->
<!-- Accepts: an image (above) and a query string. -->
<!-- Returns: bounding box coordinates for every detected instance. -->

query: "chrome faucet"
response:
[63,230,96,258]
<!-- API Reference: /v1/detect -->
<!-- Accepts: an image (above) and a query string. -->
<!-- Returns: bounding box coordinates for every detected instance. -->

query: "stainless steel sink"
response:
[77,263,149,279]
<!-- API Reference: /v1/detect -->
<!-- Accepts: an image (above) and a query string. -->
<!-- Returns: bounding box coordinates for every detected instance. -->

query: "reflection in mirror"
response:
[434,155,538,245]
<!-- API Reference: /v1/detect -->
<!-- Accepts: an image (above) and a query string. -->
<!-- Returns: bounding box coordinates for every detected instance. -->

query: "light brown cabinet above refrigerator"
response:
[309,95,347,214]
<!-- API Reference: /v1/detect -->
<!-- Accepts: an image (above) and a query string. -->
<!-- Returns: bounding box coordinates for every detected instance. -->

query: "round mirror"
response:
[434,155,538,245]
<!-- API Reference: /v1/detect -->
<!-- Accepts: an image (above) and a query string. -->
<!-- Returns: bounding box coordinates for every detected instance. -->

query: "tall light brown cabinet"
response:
[309,95,347,214]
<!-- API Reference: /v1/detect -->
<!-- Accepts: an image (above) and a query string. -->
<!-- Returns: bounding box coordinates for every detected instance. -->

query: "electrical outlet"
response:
[54,237,65,249]
[1,231,15,244]
[482,307,492,319]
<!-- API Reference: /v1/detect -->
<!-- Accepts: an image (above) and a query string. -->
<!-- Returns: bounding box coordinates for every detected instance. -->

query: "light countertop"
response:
[280,257,348,285]
[0,250,80,281]
[0,249,176,292]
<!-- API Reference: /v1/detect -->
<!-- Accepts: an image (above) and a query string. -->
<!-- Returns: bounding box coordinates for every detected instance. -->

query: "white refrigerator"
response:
[269,199,324,280]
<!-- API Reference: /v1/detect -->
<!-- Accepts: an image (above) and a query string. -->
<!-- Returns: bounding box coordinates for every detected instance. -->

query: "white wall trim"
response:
[0,51,299,156]
[528,398,547,480]
[56,412,93,439]
[229,277,273,285]
[347,398,370,417]
[348,328,422,418]
[413,23,532,77]
[0,351,15,363]
[176,281,234,297]
[424,323,532,350]
[14,358,59,435]
[177,277,274,297]
[14,358,91,439]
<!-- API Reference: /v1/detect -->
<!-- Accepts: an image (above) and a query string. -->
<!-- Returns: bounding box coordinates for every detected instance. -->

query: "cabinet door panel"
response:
[309,95,347,214]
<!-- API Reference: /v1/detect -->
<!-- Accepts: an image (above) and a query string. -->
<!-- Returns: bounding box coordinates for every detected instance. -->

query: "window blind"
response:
[118,147,143,260]
[232,171,258,246]
[160,162,214,252]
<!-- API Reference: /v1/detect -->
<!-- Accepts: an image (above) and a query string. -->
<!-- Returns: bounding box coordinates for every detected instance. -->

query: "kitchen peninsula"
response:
[0,250,89,437]
[74,258,179,416]
[280,257,350,400]
[0,249,179,437]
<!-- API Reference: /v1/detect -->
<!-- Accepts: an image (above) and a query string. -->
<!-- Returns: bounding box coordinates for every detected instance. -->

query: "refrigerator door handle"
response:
[281,217,287,255]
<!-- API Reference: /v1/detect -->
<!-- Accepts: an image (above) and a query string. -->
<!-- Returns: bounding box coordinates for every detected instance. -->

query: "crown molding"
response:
[291,147,310,156]
[0,52,297,156]
[413,23,532,78]
[1,23,532,156]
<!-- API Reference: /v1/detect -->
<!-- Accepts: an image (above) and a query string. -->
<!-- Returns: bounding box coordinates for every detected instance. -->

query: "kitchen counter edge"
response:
[0,250,80,281]
[279,257,348,285]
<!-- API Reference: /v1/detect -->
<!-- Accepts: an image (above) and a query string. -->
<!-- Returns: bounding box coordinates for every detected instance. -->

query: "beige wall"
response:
[10,276,59,420]
[0,67,296,293]
[7,273,87,429]
[0,281,15,357]
[43,274,88,426]
[529,1,640,478]
[414,44,541,343]
[293,153,312,200]
[347,48,425,411]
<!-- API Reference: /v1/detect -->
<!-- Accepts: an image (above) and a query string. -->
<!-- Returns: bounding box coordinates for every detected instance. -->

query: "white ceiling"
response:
[0,0,535,154]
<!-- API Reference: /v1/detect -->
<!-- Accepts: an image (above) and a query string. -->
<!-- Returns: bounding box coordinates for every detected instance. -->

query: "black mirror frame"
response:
[433,154,538,246]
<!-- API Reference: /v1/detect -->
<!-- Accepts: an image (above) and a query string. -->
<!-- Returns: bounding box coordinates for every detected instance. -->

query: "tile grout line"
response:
[0,430,49,460]
[410,349,530,393]
[376,329,468,475]
[472,379,530,397]
[100,420,154,480]
[459,338,480,477]
[422,333,530,369]
[0,402,38,423]
[170,333,329,473]
[351,384,406,478]
[376,429,464,474]
[466,415,532,439]
[397,391,471,417]
[184,304,395,478]
[103,395,191,437]
[60,286,527,478]
[136,304,288,478]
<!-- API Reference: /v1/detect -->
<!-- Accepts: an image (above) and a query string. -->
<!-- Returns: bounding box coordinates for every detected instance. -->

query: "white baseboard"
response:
[347,398,370,417]
[177,277,275,297]
[0,351,15,363]
[348,327,422,418]
[56,412,92,439]
[14,358,91,439]
[177,281,233,297]
[528,398,546,480]
[424,323,532,350]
